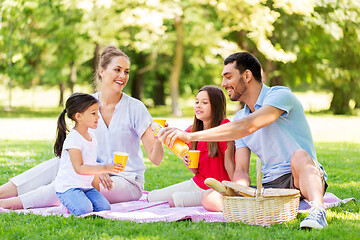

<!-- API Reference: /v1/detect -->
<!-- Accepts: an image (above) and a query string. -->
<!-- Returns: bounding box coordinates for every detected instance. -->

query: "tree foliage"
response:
[0,0,359,114]
[269,0,360,114]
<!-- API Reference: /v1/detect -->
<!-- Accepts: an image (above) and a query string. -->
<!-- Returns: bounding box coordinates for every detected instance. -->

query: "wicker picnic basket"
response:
[222,159,300,226]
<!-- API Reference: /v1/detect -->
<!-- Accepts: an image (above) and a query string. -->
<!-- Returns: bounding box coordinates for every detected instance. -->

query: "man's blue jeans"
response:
[56,188,111,216]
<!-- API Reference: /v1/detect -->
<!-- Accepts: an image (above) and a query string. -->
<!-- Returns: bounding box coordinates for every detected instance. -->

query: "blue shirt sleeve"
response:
[263,87,298,118]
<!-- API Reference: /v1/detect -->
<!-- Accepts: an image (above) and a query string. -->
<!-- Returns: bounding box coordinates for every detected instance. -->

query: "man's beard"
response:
[229,77,247,101]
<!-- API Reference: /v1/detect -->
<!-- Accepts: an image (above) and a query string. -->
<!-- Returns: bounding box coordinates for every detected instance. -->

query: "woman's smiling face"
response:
[100,56,130,92]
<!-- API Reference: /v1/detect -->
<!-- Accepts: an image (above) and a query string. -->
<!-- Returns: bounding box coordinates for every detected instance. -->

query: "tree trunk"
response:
[355,97,360,109]
[154,71,166,106]
[169,15,184,116]
[69,62,76,94]
[236,30,249,50]
[91,43,101,91]
[7,61,13,110]
[330,86,351,115]
[131,53,146,100]
[269,75,284,86]
[352,78,359,109]
[131,71,144,100]
[7,20,14,110]
[262,60,272,85]
[264,59,283,86]
[59,82,66,107]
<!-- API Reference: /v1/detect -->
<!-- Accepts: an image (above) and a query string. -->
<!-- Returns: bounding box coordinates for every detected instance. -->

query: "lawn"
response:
[0,139,359,239]
[0,87,359,239]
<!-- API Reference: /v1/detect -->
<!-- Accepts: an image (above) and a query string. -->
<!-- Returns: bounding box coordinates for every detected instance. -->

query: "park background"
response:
[0,0,359,239]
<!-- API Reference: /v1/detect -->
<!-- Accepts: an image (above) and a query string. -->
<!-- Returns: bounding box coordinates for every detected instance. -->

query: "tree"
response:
[38,0,90,106]
[0,0,91,106]
[152,0,234,115]
[320,0,360,114]
[0,0,45,107]
[270,0,360,114]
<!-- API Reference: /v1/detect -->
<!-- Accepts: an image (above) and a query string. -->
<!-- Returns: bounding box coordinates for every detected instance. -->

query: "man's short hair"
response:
[224,52,262,82]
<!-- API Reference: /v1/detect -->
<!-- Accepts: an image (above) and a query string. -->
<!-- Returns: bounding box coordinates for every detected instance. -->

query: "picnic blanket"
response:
[0,192,355,222]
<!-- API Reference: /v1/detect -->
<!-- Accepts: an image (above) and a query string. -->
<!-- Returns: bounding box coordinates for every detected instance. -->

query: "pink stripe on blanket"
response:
[298,192,355,213]
[82,193,225,222]
[86,203,225,222]
[0,192,355,222]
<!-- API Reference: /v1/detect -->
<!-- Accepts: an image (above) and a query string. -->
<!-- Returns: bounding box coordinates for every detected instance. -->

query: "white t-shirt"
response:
[90,92,152,180]
[55,129,98,193]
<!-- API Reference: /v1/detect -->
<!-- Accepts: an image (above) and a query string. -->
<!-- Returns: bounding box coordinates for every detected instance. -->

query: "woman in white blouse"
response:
[0,46,164,209]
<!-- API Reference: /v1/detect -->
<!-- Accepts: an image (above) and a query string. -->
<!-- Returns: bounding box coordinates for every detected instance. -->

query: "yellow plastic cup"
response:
[188,150,200,168]
[153,119,166,136]
[114,152,129,172]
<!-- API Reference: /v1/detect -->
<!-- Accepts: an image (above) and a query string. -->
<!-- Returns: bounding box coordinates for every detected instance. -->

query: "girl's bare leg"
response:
[0,181,18,199]
[202,189,223,212]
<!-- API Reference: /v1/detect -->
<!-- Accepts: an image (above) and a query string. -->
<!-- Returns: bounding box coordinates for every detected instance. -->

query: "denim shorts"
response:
[56,188,111,216]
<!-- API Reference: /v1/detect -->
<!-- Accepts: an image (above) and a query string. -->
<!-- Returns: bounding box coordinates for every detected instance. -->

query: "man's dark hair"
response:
[224,52,262,82]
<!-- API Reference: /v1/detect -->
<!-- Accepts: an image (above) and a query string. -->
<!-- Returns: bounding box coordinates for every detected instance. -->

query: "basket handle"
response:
[256,158,263,197]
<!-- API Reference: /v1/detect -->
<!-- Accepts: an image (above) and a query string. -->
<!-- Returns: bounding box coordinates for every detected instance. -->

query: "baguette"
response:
[204,178,239,196]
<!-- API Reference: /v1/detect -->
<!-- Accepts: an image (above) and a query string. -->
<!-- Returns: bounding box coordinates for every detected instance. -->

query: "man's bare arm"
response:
[160,105,285,147]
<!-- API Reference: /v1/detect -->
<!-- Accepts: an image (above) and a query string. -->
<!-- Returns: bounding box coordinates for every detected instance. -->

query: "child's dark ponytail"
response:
[53,93,99,157]
[54,109,69,157]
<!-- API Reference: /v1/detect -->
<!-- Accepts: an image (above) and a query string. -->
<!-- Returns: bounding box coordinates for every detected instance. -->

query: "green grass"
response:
[0,106,63,118]
[0,140,359,239]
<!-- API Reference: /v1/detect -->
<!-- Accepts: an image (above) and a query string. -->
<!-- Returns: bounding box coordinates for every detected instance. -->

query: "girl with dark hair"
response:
[53,93,122,216]
[147,86,235,207]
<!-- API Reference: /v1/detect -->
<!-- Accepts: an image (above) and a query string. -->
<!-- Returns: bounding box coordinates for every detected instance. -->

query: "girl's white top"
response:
[90,92,152,180]
[55,129,98,193]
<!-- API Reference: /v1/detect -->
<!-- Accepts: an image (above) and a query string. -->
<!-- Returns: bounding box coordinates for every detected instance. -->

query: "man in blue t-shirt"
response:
[160,52,328,229]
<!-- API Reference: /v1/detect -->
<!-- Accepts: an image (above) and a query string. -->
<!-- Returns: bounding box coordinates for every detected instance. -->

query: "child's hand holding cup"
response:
[114,152,129,172]
[187,150,200,168]
[182,155,190,167]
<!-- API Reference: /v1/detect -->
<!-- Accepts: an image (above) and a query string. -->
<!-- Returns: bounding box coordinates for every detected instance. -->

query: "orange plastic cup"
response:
[114,152,128,172]
[151,122,189,158]
[188,150,200,168]
[169,139,189,158]
[153,119,166,136]
[153,118,166,127]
